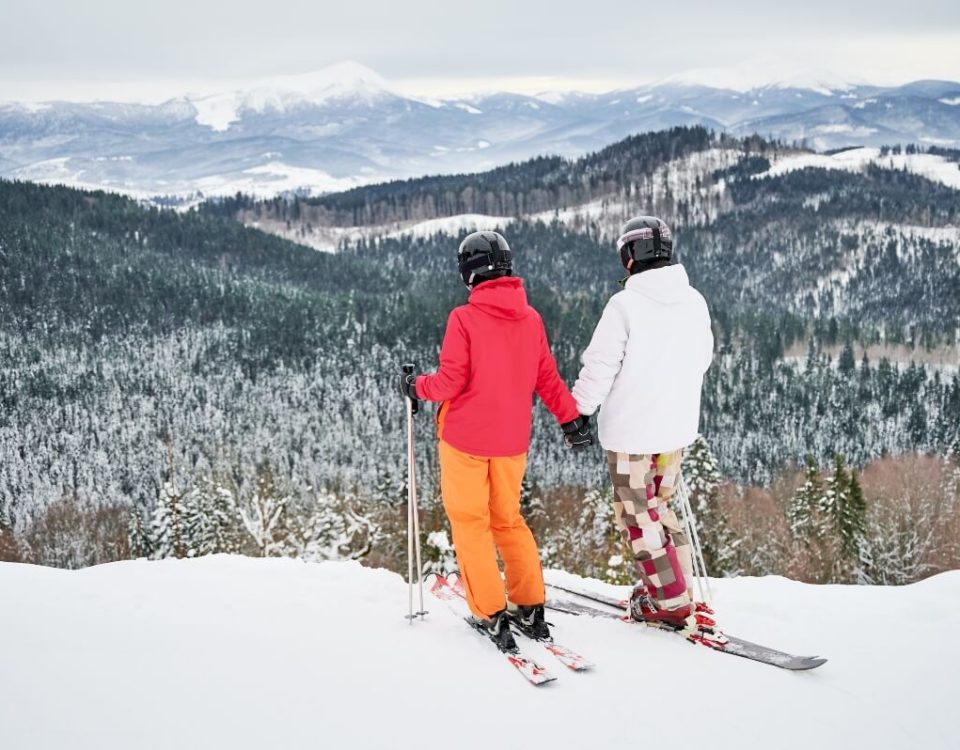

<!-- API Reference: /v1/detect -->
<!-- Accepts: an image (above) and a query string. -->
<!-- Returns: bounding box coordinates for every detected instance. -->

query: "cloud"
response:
[0,0,958,99]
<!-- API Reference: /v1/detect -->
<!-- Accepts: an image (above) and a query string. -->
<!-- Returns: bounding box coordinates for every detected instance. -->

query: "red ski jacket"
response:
[416,276,579,457]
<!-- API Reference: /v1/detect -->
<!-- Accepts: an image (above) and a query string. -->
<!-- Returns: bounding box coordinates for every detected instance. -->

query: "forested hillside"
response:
[202,127,728,227]
[1,124,958,579]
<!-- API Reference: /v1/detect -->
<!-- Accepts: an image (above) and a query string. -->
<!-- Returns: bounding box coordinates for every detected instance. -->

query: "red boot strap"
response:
[695,613,717,628]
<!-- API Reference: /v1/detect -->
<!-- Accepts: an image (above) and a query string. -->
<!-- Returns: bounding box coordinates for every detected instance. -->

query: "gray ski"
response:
[545,583,827,672]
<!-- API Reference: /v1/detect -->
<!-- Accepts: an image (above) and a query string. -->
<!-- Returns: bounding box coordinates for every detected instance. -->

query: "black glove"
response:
[399,369,420,415]
[561,414,594,449]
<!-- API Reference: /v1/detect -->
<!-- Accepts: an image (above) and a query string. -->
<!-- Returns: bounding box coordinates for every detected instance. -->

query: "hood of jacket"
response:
[468,276,532,321]
[624,264,692,305]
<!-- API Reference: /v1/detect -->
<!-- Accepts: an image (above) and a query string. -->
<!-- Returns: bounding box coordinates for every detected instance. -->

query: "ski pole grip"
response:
[401,363,419,415]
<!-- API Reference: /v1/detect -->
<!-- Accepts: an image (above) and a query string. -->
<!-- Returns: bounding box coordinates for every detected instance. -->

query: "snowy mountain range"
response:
[2,61,959,200]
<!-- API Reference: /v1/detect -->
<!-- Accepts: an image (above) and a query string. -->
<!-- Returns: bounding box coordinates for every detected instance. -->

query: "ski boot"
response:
[630,583,716,620]
[472,609,518,653]
[629,585,727,648]
[506,602,551,640]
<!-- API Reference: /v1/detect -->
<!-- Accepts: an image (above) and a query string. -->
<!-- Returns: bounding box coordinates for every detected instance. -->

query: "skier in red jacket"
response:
[400,231,593,650]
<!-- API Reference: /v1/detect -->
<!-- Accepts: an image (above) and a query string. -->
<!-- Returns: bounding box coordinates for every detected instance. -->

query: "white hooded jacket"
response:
[572,264,713,454]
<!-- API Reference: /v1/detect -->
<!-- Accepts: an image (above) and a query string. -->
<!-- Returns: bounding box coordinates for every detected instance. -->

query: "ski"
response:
[428,575,557,686]
[546,583,827,672]
[548,582,627,610]
[445,574,594,672]
[533,640,594,672]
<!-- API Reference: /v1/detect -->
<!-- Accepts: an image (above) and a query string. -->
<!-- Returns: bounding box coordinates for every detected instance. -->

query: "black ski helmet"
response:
[616,216,673,271]
[457,231,513,288]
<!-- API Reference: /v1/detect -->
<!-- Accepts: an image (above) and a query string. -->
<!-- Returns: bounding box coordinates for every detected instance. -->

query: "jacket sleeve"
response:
[534,315,580,424]
[416,309,470,402]
[571,298,629,416]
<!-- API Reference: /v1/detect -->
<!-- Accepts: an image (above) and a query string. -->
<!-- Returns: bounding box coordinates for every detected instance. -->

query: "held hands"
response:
[561,414,595,450]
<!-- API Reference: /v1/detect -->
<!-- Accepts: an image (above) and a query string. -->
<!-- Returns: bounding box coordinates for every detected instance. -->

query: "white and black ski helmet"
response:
[457,231,513,287]
[616,216,673,271]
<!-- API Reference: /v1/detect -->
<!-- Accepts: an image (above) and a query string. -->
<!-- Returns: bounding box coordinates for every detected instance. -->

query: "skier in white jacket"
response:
[572,216,719,642]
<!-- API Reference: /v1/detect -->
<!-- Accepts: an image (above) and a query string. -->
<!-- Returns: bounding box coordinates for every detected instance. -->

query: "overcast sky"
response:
[2,0,959,100]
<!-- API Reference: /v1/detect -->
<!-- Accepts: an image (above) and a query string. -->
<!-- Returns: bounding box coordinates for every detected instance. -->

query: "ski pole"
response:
[402,363,427,622]
[680,476,710,604]
[678,477,704,602]
[675,478,705,604]
[678,472,713,605]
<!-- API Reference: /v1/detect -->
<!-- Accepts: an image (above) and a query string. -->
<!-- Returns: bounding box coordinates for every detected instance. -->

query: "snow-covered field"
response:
[248,212,515,252]
[760,147,960,190]
[2,556,957,749]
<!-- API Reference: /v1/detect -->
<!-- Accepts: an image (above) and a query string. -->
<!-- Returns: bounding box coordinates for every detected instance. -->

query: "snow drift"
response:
[1,556,957,749]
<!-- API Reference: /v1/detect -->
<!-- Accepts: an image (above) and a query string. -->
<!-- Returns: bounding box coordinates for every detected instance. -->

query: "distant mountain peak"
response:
[658,59,862,95]
[253,61,394,101]
[762,69,865,96]
[188,60,395,131]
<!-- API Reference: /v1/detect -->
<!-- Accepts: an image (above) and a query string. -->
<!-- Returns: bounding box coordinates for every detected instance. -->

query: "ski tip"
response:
[792,657,828,670]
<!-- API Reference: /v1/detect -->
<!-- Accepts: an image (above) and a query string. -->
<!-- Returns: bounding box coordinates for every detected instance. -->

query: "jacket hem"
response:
[439,435,528,460]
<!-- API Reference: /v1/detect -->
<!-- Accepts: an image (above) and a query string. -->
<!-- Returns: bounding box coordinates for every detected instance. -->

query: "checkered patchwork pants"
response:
[608,450,693,610]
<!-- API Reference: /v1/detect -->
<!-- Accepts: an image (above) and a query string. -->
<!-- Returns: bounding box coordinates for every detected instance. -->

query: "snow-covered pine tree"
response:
[373,465,405,506]
[788,455,847,582]
[520,474,535,511]
[682,435,738,576]
[127,504,152,559]
[422,529,457,576]
[839,469,868,561]
[817,454,870,580]
[519,474,546,526]
[181,478,242,557]
[577,486,630,583]
[946,440,960,500]
[150,481,185,559]
[821,454,850,522]
[0,502,21,562]
[838,341,856,375]
[291,491,378,561]
[787,455,824,541]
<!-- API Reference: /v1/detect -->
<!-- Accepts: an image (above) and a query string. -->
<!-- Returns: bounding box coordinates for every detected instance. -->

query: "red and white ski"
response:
[428,575,557,687]
[445,574,594,672]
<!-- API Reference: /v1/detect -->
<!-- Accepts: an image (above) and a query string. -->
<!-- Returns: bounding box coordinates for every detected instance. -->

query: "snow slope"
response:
[760,147,960,190]
[1,556,957,750]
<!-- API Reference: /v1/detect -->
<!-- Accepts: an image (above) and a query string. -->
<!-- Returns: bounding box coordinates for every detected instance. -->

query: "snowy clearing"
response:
[195,162,366,199]
[761,147,960,190]
[1,556,957,750]
[383,213,512,240]
[255,213,517,252]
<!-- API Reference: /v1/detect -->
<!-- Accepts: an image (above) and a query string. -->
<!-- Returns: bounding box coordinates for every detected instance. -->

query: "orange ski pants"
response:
[438,439,545,619]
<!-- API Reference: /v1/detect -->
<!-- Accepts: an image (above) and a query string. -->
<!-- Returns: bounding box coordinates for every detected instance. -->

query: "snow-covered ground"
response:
[249,212,515,252]
[2,556,957,749]
[760,147,960,190]
[383,213,515,241]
